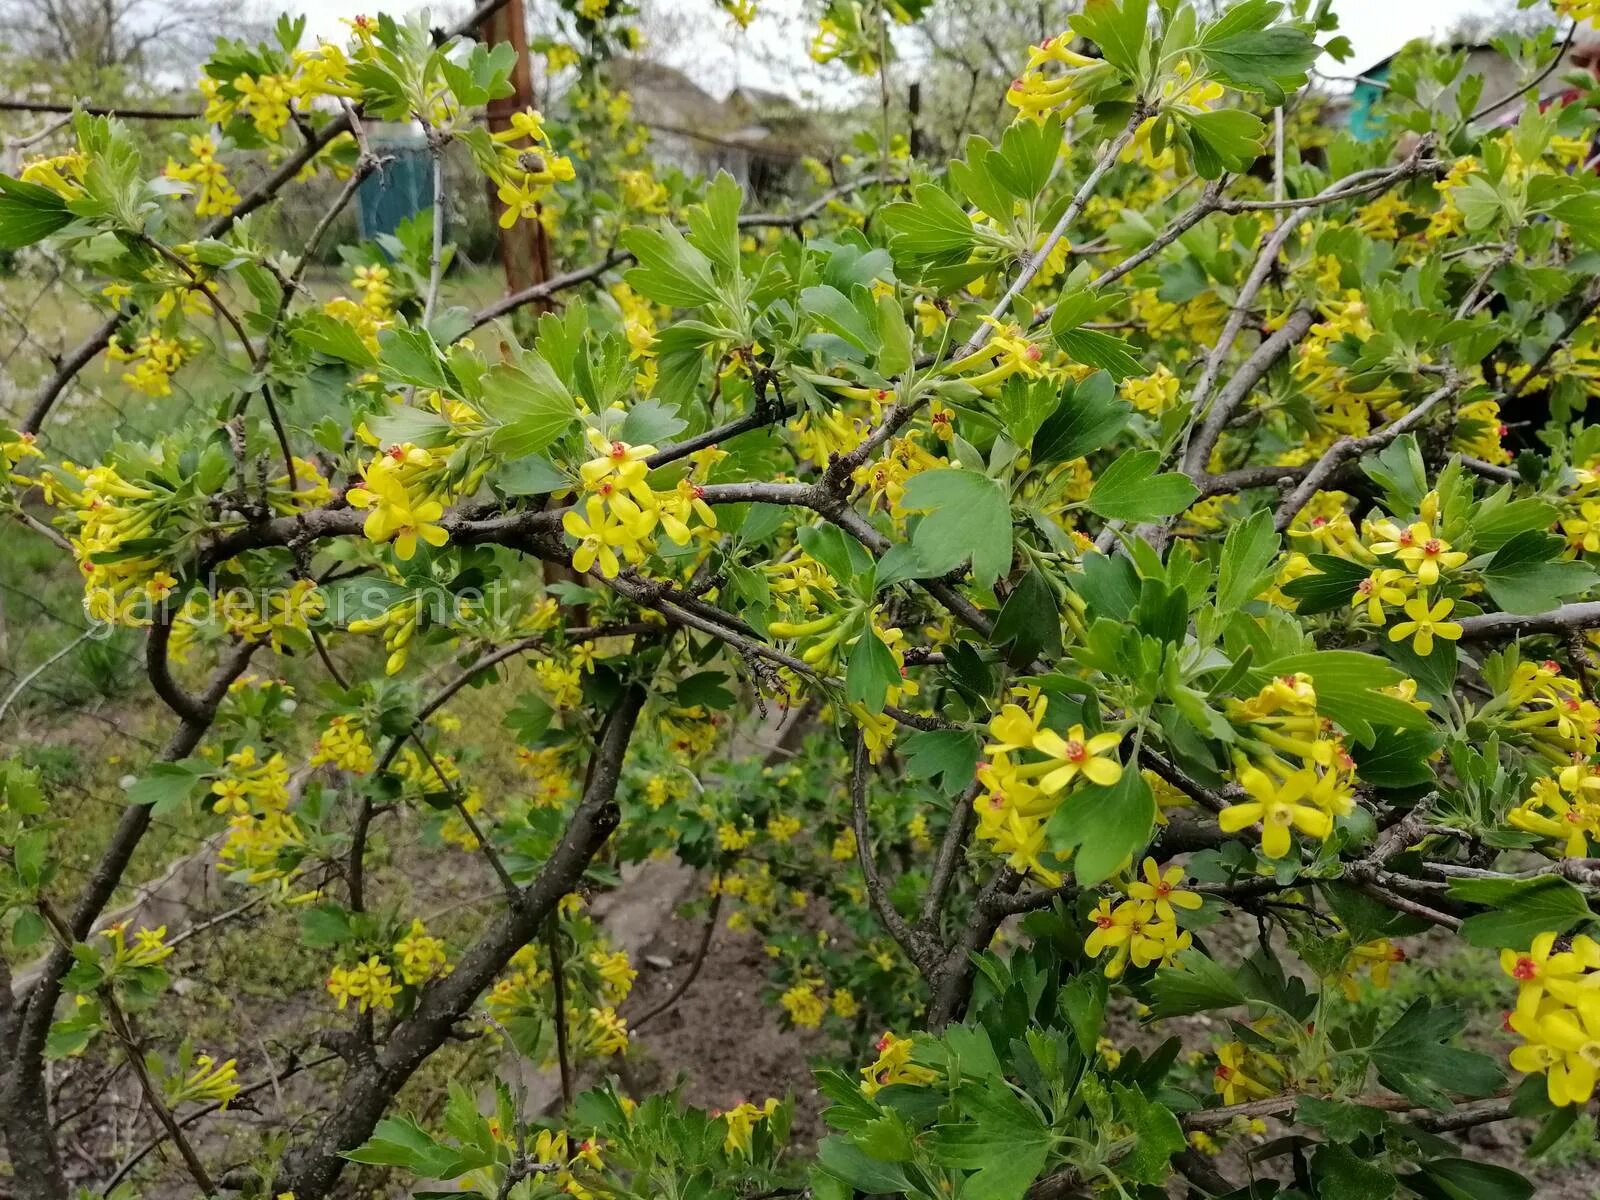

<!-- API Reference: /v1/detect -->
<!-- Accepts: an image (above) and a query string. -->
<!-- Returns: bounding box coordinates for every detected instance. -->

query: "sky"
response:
[270,0,1519,98]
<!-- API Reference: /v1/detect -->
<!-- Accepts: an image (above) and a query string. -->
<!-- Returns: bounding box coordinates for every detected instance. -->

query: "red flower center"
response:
[1064,739,1087,762]
[1513,957,1538,981]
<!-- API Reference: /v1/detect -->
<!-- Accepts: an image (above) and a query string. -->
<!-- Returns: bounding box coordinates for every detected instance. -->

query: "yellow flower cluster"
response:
[323,265,396,358]
[1337,937,1404,1000]
[393,919,450,986]
[309,715,374,773]
[561,430,718,578]
[779,979,835,1027]
[940,321,1054,394]
[1122,365,1181,415]
[1496,658,1600,765]
[210,744,291,816]
[585,1006,630,1056]
[165,1052,241,1108]
[102,922,173,970]
[106,331,194,397]
[973,695,1123,883]
[1212,1040,1282,1105]
[1219,674,1356,858]
[201,42,357,143]
[348,444,450,561]
[1503,932,1600,1106]
[489,110,577,229]
[19,149,86,199]
[327,955,401,1012]
[1084,859,1198,978]
[163,134,241,216]
[1005,34,1112,122]
[859,1031,939,1097]
[347,591,425,676]
[720,1098,780,1157]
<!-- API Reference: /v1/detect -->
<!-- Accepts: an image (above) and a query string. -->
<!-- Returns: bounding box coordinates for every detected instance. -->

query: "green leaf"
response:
[1111,1085,1184,1184]
[363,404,454,449]
[1059,972,1108,1054]
[479,361,577,457]
[686,170,743,274]
[1369,999,1505,1110]
[927,1083,1052,1200]
[1407,1158,1534,1200]
[1481,531,1600,615]
[1281,554,1370,615]
[992,568,1062,667]
[299,903,354,947]
[676,670,736,709]
[993,377,1062,450]
[1087,449,1200,522]
[343,1115,471,1177]
[1046,768,1154,886]
[1450,875,1593,949]
[1216,508,1280,610]
[1349,725,1444,789]
[1197,0,1320,104]
[878,184,980,265]
[1054,327,1142,379]
[993,115,1063,202]
[10,908,45,949]
[292,311,378,367]
[802,285,880,355]
[125,760,208,815]
[0,174,73,248]
[1470,495,1558,553]
[901,468,1013,590]
[1184,108,1267,178]
[1070,0,1151,77]
[845,631,900,713]
[1031,372,1130,464]
[1312,1143,1396,1200]
[1147,949,1248,1018]
[377,326,452,392]
[497,454,569,496]
[1297,1096,1387,1141]
[504,692,554,743]
[1260,650,1431,742]
[617,396,689,444]
[620,223,719,308]
[816,1137,912,1194]
[901,730,981,795]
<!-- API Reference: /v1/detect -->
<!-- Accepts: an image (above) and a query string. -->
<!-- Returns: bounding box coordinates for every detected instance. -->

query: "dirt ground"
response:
[621,901,831,1147]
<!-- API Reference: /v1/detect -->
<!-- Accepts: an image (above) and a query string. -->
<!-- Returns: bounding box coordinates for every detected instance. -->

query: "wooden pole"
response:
[479,0,553,312]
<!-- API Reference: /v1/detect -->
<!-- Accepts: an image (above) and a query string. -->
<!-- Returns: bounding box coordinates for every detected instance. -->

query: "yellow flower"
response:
[346,460,448,560]
[780,982,827,1027]
[1217,760,1334,858]
[393,919,450,986]
[859,1031,938,1097]
[721,1098,779,1157]
[1125,858,1203,924]
[1213,1042,1274,1105]
[1386,595,1463,657]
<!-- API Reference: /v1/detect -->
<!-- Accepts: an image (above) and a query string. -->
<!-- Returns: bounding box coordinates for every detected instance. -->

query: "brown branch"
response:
[101,993,216,1195]
[1181,306,1315,477]
[849,735,940,976]
[1274,372,1463,532]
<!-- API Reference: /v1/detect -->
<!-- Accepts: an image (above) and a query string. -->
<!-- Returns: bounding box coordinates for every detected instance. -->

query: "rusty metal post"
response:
[480,0,553,311]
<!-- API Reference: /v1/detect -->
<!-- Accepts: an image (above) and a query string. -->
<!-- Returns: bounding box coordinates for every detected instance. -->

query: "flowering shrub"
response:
[8,0,1600,1197]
